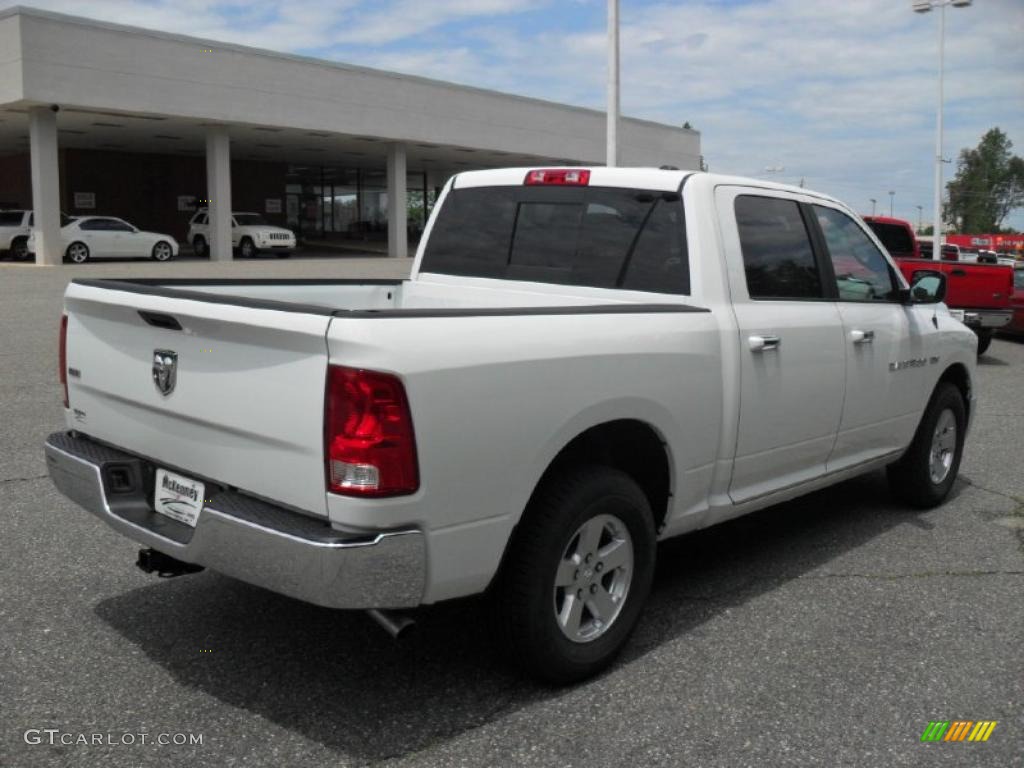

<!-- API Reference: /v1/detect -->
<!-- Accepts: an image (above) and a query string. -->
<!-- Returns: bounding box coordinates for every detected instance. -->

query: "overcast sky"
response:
[5,0,1023,229]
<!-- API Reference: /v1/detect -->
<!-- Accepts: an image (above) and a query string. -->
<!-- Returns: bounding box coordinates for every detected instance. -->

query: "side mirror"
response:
[908,270,946,304]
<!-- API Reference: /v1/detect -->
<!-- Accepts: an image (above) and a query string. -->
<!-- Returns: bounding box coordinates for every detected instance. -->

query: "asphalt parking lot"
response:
[2,259,1021,768]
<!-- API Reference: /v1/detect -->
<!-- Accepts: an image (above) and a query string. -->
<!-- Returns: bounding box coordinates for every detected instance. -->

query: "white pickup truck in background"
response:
[47,167,976,682]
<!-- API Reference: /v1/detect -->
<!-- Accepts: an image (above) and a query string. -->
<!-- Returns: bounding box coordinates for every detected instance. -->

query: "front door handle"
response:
[951,268,967,276]
[850,329,875,344]
[749,334,781,352]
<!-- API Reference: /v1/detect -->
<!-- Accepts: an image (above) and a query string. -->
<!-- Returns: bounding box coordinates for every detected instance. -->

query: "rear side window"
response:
[78,219,108,231]
[735,195,822,300]
[421,186,690,294]
[0,211,24,226]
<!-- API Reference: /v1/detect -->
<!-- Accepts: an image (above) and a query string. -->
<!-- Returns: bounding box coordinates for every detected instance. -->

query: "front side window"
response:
[108,219,135,232]
[815,206,897,302]
[233,214,266,226]
[735,195,822,300]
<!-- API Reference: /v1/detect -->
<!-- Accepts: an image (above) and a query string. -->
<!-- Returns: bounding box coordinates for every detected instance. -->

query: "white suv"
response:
[187,210,296,258]
[0,210,32,260]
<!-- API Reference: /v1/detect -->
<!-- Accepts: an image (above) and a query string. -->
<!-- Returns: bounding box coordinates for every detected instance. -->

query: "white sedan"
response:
[28,216,179,263]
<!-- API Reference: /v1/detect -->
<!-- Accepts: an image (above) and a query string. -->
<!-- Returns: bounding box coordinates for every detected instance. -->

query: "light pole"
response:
[916,204,924,233]
[913,0,973,249]
[607,0,619,167]
[870,198,877,216]
[889,190,895,217]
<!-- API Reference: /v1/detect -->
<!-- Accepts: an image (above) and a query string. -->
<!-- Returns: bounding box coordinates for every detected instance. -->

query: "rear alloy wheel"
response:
[887,382,966,508]
[151,241,174,261]
[10,236,30,261]
[192,236,208,258]
[66,242,89,264]
[239,237,256,258]
[491,465,656,684]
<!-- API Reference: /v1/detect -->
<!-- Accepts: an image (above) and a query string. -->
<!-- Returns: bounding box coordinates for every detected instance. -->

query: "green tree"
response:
[944,128,1024,233]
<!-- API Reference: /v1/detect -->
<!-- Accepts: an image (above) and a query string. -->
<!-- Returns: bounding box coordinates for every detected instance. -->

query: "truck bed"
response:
[63,276,709,526]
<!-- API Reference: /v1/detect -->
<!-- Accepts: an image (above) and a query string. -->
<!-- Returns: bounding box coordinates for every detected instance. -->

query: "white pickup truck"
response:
[47,168,976,682]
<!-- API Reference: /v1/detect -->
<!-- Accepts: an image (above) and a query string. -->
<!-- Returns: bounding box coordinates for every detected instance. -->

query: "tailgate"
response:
[63,281,332,517]
[945,263,1013,309]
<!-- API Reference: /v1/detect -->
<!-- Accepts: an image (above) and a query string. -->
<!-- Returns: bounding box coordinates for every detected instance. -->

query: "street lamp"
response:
[889,190,895,217]
[916,204,924,233]
[913,0,973,249]
[870,198,877,216]
[607,0,619,167]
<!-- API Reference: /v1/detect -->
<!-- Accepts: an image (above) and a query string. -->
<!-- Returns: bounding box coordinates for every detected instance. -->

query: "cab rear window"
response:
[866,222,914,255]
[421,186,689,294]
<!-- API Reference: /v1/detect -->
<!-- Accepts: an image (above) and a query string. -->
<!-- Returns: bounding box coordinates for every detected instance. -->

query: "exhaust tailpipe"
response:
[136,548,204,578]
[366,608,415,639]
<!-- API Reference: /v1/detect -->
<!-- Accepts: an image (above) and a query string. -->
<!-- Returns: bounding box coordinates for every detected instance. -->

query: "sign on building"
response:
[73,192,95,209]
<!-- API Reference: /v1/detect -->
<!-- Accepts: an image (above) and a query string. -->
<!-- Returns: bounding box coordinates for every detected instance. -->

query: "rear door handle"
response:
[850,329,874,344]
[951,269,967,276]
[749,334,781,352]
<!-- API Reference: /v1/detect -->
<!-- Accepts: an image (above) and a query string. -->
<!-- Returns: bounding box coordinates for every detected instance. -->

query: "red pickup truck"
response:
[863,216,1013,355]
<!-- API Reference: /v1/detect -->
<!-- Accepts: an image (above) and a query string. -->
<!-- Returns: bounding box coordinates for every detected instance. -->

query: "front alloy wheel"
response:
[152,241,173,261]
[928,408,957,485]
[239,238,256,258]
[887,381,966,508]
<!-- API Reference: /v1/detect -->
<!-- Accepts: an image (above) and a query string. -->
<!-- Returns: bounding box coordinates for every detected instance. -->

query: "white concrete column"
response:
[29,107,61,266]
[387,143,408,258]
[205,127,233,261]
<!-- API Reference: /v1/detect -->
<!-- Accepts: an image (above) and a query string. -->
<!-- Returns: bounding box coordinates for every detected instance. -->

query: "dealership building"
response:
[0,6,701,264]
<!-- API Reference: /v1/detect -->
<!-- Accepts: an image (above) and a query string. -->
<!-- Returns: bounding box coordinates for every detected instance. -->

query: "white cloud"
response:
[3,0,1022,227]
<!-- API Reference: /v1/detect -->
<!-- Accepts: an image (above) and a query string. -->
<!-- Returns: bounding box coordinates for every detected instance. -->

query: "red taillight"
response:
[524,168,591,186]
[325,365,418,497]
[59,314,68,408]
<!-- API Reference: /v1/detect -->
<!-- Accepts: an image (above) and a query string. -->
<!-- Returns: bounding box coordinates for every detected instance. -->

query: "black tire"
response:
[65,242,90,264]
[491,465,656,684]
[10,236,30,261]
[239,237,256,258]
[887,382,966,509]
[151,241,174,261]
[975,329,992,357]
[192,236,208,258]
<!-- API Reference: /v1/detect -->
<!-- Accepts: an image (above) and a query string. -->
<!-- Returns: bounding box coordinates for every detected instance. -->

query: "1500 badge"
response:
[890,356,940,371]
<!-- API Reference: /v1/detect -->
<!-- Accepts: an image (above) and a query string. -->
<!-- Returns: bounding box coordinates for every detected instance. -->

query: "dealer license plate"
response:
[949,309,965,322]
[154,468,205,528]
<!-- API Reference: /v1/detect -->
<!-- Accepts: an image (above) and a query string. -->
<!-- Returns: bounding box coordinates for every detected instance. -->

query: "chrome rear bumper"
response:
[961,309,1012,329]
[45,431,425,609]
